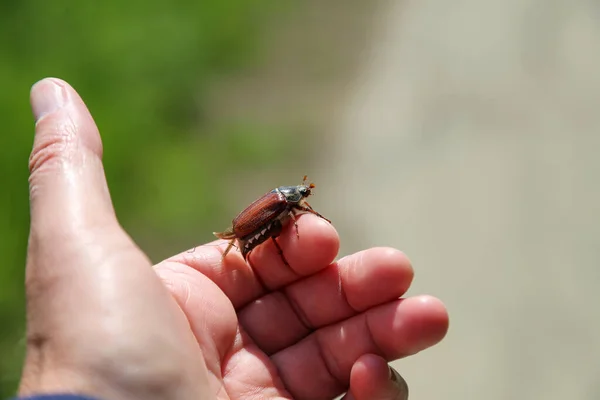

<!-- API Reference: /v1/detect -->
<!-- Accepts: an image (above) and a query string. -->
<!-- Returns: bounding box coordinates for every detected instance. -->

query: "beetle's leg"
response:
[271,237,290,267]
[288,211,300,239]
[221,238,236,260]
[296,202,331,223]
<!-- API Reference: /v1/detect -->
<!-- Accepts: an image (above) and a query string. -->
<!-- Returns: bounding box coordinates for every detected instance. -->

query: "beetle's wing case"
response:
[232,189,289,237]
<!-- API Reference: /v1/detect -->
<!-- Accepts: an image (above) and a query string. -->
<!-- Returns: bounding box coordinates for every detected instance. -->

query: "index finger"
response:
[161,213,339,308]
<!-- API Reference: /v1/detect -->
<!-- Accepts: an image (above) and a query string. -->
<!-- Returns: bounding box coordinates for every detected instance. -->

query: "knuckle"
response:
[28,115,78,175]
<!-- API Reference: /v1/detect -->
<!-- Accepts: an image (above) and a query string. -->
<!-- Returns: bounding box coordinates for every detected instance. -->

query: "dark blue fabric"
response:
[11,396,100,400]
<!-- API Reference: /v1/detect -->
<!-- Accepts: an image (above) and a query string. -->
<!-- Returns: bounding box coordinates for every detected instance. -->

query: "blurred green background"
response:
[0,1,313,395]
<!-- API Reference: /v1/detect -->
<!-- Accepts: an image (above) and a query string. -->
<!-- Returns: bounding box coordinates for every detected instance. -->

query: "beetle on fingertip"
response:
[213,175,330,267]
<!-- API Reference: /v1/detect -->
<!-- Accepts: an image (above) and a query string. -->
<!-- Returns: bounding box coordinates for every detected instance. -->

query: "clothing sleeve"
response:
[11,395,101,400]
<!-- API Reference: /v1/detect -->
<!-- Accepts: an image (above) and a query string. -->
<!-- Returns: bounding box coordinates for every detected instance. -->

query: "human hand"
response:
[20,77,448,400]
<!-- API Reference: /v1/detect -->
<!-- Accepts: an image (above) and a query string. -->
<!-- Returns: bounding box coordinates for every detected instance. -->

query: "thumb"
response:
[22,77,153,392]
[343,354,409,400]
[28,77,117,237]
[25,77,145,320]
[21,78,209,399]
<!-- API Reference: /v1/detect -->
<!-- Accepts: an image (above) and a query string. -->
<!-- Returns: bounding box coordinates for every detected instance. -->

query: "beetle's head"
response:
[279,177,316,203]
[298,184,313,198]
[299,175,316,198]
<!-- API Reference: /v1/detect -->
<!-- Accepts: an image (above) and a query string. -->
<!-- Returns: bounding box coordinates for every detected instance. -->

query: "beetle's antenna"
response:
[302,174,316,190]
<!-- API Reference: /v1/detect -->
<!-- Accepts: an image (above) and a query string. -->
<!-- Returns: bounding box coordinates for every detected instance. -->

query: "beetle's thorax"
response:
[274,184,311,204]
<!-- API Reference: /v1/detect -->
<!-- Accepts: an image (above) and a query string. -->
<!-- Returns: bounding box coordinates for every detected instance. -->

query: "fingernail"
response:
[31,78,68,122]
[389,366,409,396]
[389,366,398,381]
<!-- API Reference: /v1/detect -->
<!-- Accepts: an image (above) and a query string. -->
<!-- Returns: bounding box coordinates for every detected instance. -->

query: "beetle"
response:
[213,175,330,266]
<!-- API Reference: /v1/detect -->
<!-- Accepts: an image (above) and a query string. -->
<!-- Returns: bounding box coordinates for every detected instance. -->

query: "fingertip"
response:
[351,354,390,385]
[31,77,68,93]
[412,294,450,335]
[31,77,67,95]
[363,295,449,362]
[28,76,115,239]
[346,247,413,280]
[377,247,413,274]
[341,247,414,311]
[395,295,450,353]
[250,213,340,285]
[349,354,408,400]
[30,77,71,124]
[282,213,339,264]
[374,247,414,287]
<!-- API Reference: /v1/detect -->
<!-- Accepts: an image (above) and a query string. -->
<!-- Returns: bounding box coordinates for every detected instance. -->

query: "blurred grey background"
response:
[228,1,600,398]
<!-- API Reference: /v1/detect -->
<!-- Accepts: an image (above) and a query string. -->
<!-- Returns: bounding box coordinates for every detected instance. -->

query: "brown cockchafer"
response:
[213,175,330,266]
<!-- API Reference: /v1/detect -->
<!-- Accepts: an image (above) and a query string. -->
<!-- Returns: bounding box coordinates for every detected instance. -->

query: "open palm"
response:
[20,78,448,400]
[157,216,448,399]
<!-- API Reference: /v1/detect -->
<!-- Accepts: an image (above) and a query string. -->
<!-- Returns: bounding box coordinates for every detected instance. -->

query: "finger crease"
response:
[335,266,357,314]
[283,288,314,331]
[313,332,347,390]
[23,332,50,388]
[364,312,389,359]
[246,256,270,295]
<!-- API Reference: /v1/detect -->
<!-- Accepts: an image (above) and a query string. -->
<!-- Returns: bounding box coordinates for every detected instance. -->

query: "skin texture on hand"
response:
[20,77,449,400]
